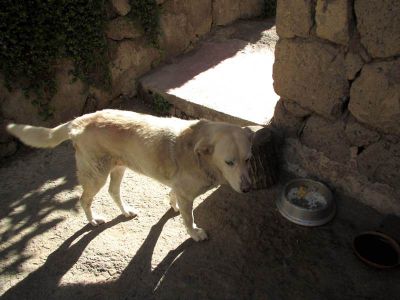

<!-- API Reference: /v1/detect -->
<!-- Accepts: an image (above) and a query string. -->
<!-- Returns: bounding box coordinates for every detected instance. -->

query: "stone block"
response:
[50,60,89,125]
[349,59,400,135]
[106,17,143,41]
[186,0,212,39]
[1,60,88,126]
[240,0,264,19]
[357,139,400,188]
[301,114,350,163]
[283,99,311,118]
[273,39,349,119]
[159,0,212,57]
[355,0,400,58]
[109,40,160,97]
[110,0,131,16]
[160,12,190,57]
[271,99,304,137]
[316,0,351,45]
[344,51,364,80]
[276,0,313,38]
[344,115,380,147]
[213,0,240,26]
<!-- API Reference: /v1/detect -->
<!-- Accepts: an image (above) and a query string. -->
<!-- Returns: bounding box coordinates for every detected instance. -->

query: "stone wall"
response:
[272,0,400,215]
[0,0,265,158]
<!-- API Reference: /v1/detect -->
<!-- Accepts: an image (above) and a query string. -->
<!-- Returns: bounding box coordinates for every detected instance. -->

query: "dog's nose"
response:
[240,176,252,193]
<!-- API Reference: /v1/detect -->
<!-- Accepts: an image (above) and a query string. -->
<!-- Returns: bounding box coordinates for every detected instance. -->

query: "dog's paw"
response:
[123,207,138,218]
[189,227,208,242]
[90,217,106,226]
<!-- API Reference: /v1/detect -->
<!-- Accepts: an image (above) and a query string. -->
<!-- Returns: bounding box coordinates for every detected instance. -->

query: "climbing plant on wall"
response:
[129,0,160,47]
[0,0,110,119]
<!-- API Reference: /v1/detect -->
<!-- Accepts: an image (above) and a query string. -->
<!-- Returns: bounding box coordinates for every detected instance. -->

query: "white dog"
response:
[7,109,253,241]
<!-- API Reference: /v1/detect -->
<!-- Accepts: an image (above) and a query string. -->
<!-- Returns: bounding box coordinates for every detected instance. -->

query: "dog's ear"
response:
[242,126,255,143]
[194,138,214,156]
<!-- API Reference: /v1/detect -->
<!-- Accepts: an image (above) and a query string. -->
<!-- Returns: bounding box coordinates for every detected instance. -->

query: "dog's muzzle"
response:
[240,175,252,193]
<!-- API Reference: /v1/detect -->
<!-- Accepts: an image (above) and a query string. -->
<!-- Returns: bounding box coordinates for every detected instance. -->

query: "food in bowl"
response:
[287,185,327,209]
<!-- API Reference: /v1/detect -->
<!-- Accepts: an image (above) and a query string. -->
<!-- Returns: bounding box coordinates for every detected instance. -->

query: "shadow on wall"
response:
[0,143,79,274]
[2,184,398,300]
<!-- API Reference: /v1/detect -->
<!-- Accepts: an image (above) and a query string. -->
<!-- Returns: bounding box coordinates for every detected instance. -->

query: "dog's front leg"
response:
[176,196,208,242]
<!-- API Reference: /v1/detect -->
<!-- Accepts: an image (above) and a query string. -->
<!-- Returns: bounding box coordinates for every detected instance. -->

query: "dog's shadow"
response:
[0,143,80,274]
[2,186,260,300]
[1,208,189,300]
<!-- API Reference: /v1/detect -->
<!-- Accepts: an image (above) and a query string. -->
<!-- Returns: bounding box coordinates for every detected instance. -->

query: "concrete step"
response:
[139,19,279,126]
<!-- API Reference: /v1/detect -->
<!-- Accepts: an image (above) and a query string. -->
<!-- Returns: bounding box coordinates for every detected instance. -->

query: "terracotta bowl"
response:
[353,231,400,269]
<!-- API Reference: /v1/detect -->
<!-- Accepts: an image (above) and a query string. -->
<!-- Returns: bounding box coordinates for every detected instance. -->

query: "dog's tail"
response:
[6,122,71,148]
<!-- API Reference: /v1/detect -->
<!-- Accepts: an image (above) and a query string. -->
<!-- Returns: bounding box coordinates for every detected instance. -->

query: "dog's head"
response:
[195,124,253,193]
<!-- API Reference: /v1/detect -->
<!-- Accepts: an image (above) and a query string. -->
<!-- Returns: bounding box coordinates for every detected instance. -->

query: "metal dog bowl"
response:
[276,178,336,226]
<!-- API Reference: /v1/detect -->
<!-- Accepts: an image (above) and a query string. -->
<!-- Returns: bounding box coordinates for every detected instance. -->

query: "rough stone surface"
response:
[87,86,113,111]
[276,0,313,38]
[344,51,364,80]
[106,17,143,41]
[284,138,400,216]
[301,115,350,163]
[1,60,88,127]
[109,40,160,97]
[273,39,349,119]
[160,0,212,57]
[271,99,304,137]
[355,0,400,58]
[345,115,380,147]
[50,60,89,125]
[185,0,213,41]
[316,0,351,45]
[282,99,311,118]
[275,0,400,218]
[160,12,190,57]
[213,0,241,26]
[110,0,131,16]
[0,88,45,126]
[240,0,264,18]
[357,139,400,189]
[349,59,400,135]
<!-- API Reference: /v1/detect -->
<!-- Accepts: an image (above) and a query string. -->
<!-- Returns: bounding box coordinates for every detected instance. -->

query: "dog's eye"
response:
[225,160,234,166]
[245,158,251,163]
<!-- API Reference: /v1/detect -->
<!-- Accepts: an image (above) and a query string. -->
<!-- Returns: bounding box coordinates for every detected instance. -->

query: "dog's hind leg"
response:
[79,177,107,226]
[109,166,138,218]
[76,155,109,226]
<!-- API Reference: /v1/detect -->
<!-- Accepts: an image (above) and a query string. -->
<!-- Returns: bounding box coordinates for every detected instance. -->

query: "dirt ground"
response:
[1,97,399,300]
